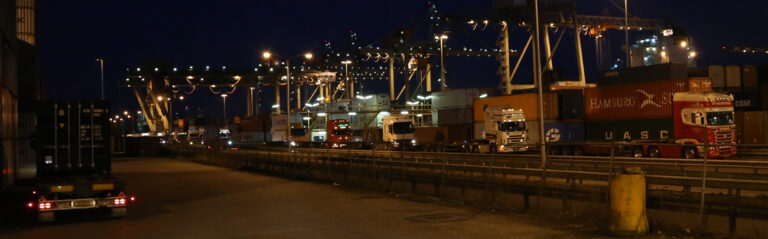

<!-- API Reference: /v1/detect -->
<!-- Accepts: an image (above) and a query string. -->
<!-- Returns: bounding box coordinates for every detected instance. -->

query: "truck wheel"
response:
[573,146,583,156]
[548,146,561,155]
[632,147,644,158]
[490,144,497,154]
[648,147,661,158]
[472,145,479,153]
[562,146,573,155]
[682,147,698,159]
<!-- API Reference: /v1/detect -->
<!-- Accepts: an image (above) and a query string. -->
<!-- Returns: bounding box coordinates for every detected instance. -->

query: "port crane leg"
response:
[543,26,554,71]
[508,35,533,95]
[274,85,281,114]
[389,59,395,101]
[575,27,586,85]
[425,64,432,93]
[133,89,157,132]
[497,22,512,95]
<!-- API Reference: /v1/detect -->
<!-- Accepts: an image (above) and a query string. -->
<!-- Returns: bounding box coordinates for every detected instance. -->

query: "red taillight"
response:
[38,202,52,209]
[31,190,37,195]
[26,202,34,208]
[129,195,136,202]
[233,147,238,150]
[113,198,126,205]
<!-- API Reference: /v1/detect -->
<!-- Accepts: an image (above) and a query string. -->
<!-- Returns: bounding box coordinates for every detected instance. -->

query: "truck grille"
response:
[714,129,735,155]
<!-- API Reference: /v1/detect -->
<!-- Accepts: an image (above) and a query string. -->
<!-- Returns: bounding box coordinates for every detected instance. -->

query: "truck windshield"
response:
[291,128,307,136]
[392,122,414,134]
[707,112,734,126]
[333,129,351,135]
[498,121,525,132]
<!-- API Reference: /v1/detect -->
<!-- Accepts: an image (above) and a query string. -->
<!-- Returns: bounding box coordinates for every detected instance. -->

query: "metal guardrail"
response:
[171,143,768,232]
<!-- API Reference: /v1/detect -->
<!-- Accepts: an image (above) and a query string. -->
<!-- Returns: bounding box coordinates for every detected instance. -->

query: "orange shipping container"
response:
[473,92,558,122]
[584,78,711,121]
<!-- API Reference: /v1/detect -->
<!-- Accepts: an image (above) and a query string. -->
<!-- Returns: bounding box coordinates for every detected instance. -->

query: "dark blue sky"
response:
[37,0,768,119]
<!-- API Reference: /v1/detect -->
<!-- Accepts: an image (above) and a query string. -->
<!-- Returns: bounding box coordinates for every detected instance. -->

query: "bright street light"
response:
[262,51,272,59]
[317,112,327,117]
[304,52,313,60]
[157,96,163,101]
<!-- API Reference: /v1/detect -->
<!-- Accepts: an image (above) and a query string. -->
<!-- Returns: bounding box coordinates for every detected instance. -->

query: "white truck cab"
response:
[382,115,416,149]
[484,107,528,153]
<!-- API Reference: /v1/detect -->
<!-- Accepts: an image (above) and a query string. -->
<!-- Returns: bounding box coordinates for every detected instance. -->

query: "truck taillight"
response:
[129,195,136,202]
[113,198,126,205]
[26,202,34,208]
[38,202,52,210]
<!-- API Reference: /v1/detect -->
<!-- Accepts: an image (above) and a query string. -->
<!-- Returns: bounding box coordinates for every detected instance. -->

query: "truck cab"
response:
[672,92,737,158]
[382,115,416,150]
[484,107,528,153]
[326,119,352,148]
[289,123,309,146]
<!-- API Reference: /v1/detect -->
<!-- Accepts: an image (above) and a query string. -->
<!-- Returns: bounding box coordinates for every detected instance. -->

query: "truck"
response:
[382,115,416,150]
[2,101,133,222]
[470,107,529,153]
[325,119,353,148]
[544,77,736,158]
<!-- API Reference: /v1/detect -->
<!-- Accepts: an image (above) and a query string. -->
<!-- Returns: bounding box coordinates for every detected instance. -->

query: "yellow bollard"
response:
[609,166,649,236]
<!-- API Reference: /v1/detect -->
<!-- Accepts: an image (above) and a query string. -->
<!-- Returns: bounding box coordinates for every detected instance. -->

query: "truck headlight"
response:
[290,141,296,146]
[227,140,233,145]
[411,139,416,145]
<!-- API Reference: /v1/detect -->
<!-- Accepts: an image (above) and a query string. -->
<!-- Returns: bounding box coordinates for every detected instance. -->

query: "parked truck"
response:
[2,101,133,222]
[325,119,353,148]
[469,107,529,153]
[382,115,416,150]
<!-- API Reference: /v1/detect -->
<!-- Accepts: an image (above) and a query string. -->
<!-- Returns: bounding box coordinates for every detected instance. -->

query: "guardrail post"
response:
[401,155,406,193]
[700,141,709,226]
[606,142,616,216]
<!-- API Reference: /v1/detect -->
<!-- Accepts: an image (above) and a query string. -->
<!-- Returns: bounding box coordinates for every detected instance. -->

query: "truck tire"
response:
[648,147,661,158]
[573,146,584,156]
[682,147,698,159]
[490,144,497,154]
[562,146,573,155]
[632,147,644,158]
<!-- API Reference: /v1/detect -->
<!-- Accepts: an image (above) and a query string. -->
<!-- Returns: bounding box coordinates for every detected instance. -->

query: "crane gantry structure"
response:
[120,1,666,134]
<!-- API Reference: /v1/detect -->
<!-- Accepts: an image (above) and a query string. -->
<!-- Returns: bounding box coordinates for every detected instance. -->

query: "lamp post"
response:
[624,0,630,68]
[342,60,352,99]
[96,58,104,100]
[435,34,448,91]
[221,94,228,118]
[263,50,313,138]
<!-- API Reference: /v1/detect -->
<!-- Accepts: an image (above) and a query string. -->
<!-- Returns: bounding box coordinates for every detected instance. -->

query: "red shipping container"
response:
[585,78,708,121]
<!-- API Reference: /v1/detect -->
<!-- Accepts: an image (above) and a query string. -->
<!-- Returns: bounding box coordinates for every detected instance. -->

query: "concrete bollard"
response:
[609,166,648,237]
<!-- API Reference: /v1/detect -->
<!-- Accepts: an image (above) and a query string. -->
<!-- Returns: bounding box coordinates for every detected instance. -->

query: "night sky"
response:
[37,0,768,120]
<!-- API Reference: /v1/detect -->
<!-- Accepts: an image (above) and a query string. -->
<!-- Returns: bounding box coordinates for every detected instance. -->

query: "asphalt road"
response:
[0,157,621,239]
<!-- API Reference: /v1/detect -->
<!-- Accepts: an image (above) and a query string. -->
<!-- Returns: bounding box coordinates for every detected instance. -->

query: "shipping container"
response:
[584,78,711,121]
[430,88,493,109]
[733,92,761,111]
[734,111,745,144]
[599,63,687,85]
[741,111,768,144]
[584,119,674,142]
[473,92,559,122]
[708,65,726,88]
[558,90,585,120]
[742,65,759,89]
[725,65,742,89]
[688,77,712,93]
[521,121,585,144]
[35,101,111,176]
[436,108,473,126]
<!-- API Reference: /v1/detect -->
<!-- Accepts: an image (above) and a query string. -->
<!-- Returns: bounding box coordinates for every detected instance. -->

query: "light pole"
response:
[96,58,104,100]
[435,34,448,91]
[221,94,228,118]
[342,60,352,99]
[263,51,313,138]
[624,0,630,68]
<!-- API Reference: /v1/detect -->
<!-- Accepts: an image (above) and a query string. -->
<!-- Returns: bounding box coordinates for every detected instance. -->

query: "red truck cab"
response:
[326,119,352,148]
[672,92,737,158]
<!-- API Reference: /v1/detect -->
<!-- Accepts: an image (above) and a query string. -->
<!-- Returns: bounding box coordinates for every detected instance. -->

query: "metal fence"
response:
[172,142,768,233]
